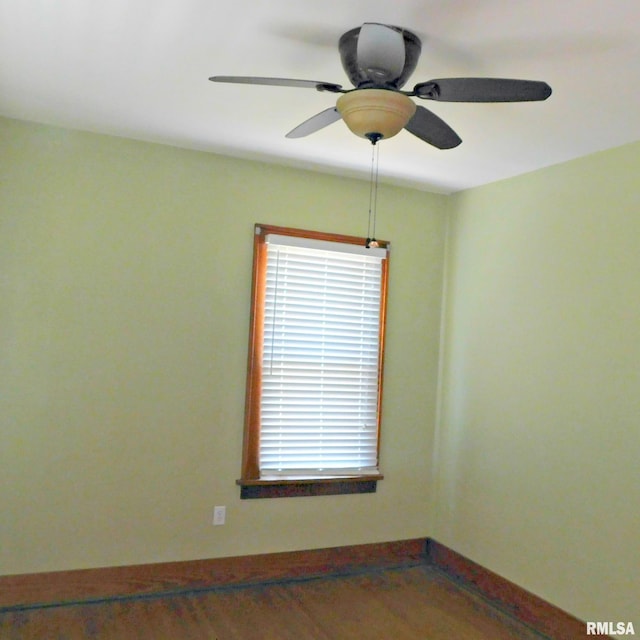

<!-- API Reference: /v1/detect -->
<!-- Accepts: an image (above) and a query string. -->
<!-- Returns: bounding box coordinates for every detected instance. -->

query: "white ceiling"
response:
[1,0,639,193]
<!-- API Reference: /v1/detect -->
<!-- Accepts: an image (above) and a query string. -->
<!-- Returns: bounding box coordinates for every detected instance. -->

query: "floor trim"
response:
[1,538,605,638]
[426,539,601,640]
[0,538,426,611]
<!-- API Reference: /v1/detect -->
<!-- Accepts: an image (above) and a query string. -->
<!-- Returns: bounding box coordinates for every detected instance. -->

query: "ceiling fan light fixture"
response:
[212,22,551,149]
[336,89,417,140]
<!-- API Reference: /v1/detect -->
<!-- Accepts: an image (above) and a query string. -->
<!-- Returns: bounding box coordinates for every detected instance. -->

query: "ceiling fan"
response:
[210,23,552,149]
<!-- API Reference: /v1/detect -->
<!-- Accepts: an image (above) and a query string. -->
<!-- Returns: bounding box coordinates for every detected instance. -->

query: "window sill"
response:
[237,474,383,499]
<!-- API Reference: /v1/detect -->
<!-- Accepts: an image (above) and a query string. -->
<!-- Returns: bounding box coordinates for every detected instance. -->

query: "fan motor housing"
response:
[339,25,422,89]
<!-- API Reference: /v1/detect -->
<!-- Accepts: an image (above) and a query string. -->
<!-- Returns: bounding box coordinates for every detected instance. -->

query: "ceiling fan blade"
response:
[285,107,342,138]
[209,76,343,92]
[404,106,462,149]
[356,23,405,83]
[413,78,552,102]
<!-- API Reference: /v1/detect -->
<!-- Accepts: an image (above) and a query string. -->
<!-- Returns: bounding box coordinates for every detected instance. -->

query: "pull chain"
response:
[366,137,380,249]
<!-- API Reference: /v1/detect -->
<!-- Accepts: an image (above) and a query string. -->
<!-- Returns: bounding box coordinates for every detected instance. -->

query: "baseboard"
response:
[0,537,607,639]
[426,539,603,640]
[0,538,427,611]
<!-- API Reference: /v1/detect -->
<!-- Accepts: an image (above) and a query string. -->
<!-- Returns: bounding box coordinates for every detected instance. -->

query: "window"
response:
[238,224,390,499]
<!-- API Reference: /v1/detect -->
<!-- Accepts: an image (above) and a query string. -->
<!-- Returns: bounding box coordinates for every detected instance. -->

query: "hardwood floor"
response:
[0,565,547,639]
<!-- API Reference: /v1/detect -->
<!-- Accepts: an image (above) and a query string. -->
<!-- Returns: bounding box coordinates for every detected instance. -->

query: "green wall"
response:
[2,114,638,626]
[0,116,446,575]
[436,141,640,624]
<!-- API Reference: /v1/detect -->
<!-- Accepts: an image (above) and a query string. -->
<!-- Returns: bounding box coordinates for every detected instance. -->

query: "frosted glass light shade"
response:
[337,89,417,140]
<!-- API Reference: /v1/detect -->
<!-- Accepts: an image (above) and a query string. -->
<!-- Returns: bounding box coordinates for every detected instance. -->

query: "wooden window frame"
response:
[237,223,389,499]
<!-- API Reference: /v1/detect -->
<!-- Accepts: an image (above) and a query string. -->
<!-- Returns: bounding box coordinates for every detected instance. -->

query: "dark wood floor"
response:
[0,565,547,639]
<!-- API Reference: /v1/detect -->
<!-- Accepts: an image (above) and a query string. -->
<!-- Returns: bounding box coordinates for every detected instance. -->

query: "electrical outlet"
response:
[213,506,226,526]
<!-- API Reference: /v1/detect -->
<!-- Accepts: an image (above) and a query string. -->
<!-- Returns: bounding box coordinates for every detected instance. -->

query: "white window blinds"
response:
[259,234,387,477]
